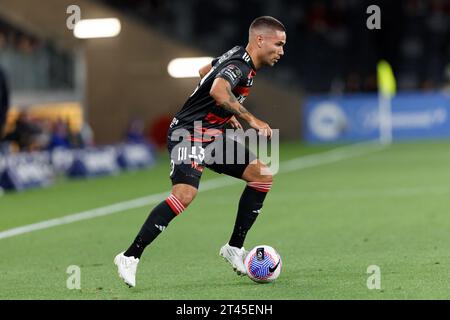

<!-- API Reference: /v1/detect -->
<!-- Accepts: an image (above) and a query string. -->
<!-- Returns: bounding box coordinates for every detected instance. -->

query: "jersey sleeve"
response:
[215,61,249,89]
[211,57,220,67]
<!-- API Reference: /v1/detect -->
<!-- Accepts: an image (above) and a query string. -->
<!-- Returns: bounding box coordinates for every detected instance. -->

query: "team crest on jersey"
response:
[223,64,242,83]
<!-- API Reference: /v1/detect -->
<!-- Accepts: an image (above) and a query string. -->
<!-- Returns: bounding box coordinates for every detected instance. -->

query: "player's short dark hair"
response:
[249,16,286,33]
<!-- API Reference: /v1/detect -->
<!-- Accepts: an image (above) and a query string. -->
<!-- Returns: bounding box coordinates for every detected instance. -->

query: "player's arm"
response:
[209,78,272,138]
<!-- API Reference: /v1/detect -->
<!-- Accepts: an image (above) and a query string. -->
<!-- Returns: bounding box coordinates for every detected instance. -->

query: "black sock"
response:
[124,195,184,259]
[228,182,271,248]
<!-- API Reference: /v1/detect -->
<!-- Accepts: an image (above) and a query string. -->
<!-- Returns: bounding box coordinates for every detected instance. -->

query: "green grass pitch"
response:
[1,140,450,299]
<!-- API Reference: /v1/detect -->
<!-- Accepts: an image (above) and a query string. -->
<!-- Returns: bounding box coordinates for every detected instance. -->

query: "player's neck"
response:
[245,44,261,70]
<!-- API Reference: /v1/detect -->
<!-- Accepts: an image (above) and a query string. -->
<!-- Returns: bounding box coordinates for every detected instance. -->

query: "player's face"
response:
[261,30,286,67]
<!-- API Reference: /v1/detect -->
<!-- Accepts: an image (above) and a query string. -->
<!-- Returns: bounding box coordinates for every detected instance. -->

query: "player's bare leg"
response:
[220,159,273,276]
[241,159,274,184]
[171,183,198,207]
[115,183,197,287]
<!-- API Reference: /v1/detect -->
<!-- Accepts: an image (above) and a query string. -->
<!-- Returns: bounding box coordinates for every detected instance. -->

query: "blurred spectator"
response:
[47,120,71,150]
[363,74,378,92]
[345,72,362,93]
[307,0,330,35]
[68,121,94,148]
[0,65,9,138]
[443,64,450,92]
[125,118,147,144]
[3,111,42,151]
[80,122,94,147]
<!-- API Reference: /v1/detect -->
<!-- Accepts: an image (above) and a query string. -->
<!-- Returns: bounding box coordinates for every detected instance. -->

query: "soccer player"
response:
[114,16,286,287]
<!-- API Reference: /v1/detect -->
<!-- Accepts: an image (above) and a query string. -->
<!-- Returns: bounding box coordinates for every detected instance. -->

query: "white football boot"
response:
[219,243,248,276]
[114,252,139,287]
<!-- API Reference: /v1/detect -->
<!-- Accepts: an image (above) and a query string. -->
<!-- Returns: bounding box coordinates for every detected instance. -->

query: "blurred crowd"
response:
[0,109,163,154]
[0,20,74,92]
[2,0,448,95]
[1,0,449,155]
[103,0,450,94]
[0,110,94,153]
[0,56,91,154]
[0,20,85,154]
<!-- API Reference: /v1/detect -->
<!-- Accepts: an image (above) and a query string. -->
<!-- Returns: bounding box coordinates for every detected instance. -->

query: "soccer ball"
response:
[244,245,282,283]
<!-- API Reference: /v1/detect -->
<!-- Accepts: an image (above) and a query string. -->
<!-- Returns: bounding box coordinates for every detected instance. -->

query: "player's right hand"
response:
[228,116,243,130]
[248,118,273,139]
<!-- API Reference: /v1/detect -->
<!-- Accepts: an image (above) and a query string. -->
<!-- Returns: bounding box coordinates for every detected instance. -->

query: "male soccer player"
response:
[114,16,286,287]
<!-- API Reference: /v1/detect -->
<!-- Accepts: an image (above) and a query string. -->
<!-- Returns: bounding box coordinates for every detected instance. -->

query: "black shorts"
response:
[167,134,257,189]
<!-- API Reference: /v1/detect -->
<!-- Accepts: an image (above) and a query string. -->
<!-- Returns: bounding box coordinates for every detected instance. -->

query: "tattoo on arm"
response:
[226,87,238,103]
[238,105,249,115]
[219,87,250,116]
[219,101,241,116]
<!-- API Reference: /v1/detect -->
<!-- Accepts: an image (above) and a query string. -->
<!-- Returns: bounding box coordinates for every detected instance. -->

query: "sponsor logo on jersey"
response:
[222,64,242,83]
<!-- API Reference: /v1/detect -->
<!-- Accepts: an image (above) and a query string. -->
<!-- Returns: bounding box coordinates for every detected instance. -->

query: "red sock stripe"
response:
[247,181,272,193]
[165,194,185,215]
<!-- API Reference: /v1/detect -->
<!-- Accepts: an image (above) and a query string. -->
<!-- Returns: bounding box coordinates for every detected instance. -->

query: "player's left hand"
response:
[228,116,243,130]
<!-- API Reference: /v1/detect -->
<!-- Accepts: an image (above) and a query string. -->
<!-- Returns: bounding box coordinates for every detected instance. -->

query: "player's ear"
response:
[256,35,263,48]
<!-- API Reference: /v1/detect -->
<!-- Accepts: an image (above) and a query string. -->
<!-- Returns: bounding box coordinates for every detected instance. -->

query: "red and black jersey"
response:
[168,46,256,142]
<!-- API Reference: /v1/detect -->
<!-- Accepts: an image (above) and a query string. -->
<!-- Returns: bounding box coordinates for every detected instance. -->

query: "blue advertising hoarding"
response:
[0,143,156,191]
[303,92,450,143]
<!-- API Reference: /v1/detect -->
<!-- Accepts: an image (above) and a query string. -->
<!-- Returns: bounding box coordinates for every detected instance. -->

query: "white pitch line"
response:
[0,142,385,240]
[287,185,450,200]
[279,141,385,173]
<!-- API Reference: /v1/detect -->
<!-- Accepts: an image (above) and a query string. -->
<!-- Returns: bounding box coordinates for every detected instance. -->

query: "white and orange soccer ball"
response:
[244,245,282,283]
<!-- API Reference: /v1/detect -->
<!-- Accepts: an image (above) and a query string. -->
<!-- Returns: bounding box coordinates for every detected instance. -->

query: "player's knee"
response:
[246,164,273,193]
[177,192,196,207]
[253,164,273,183]
[243,161,273,183]
[259,171,273,183]
[172,186,197,207]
